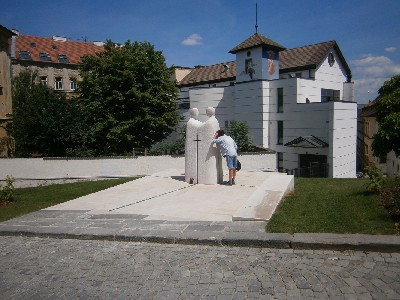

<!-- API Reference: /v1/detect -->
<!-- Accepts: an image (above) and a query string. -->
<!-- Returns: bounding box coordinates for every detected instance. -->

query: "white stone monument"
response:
[185,108,202,183]
[185,107,223,184]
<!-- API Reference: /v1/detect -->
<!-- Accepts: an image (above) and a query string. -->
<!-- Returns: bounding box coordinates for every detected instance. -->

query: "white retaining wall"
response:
[0,153,276,181]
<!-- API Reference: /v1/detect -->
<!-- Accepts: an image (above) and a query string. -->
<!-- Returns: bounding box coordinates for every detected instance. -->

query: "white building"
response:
[175,33,357,178]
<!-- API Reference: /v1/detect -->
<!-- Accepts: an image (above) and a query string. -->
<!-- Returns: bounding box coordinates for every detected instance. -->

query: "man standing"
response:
[212,130,238,185]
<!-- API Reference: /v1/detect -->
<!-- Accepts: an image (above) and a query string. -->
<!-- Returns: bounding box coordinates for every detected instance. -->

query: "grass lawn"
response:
[0,178,136,222]
[266,177,397,235]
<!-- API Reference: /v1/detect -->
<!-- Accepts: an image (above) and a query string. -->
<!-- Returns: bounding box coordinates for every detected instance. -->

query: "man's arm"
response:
[212,133,220,144]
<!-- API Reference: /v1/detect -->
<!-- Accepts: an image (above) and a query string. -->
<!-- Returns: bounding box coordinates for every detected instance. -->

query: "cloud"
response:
[353,77,386,102]
[350,55,400,103]
[181,33,203,46]
[385,47,396,52]
[351,55,400,76]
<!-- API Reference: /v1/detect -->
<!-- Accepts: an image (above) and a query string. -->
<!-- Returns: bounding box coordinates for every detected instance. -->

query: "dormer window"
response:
[18,50,32,60]
[57,54,69,63]
[39,52,51,61]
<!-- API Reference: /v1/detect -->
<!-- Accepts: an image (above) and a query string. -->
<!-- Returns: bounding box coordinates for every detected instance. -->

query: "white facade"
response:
[387,151,400,177]
[177,36,357,178]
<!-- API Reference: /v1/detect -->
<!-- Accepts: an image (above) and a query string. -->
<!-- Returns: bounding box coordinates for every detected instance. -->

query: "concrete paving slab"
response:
[45,169,190,212]
[45,169,294,222]
[233,173,294,221]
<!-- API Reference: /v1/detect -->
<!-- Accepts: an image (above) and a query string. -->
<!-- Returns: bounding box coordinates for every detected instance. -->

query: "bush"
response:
[149,125,185,155]
[0,176,15,201]
[379,177,400,220]
[364,163,385,193]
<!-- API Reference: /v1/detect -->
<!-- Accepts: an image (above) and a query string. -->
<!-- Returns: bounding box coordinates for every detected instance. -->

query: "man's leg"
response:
[232,156,237,184]
[228,168,234,185]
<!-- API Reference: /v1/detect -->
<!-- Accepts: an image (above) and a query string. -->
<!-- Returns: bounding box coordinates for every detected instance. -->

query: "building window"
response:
[70,80,77,91]
[57,54,69,63]
[55,77,63,90]
[277,88,283,113]
[39,52,51,61]
[18,50,31,60]
[365,121,370,137]
[277,121,283,145]
[321,89,340,102]
[178,100,190,110]
[39,76,48,86]
[277,152,283,170]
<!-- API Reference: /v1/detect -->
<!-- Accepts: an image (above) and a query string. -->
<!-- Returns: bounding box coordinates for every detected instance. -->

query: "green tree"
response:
[227,120,254,152]
[77,40,181,156]
[12,70,81,157]
[372,75,400,157]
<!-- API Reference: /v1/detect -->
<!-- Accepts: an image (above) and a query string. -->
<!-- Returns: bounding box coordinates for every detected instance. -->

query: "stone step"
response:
[232,173,294,221]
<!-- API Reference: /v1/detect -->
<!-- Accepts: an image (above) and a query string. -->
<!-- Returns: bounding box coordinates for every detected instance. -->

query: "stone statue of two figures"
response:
[185,107,223,184]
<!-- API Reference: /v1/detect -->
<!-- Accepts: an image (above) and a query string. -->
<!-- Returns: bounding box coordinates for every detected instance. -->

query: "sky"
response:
[1,0,400,104]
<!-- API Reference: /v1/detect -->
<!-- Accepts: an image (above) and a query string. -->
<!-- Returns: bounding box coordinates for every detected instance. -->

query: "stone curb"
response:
[1,210,400,253]
[1,228,400,253]
[292,233,400,253]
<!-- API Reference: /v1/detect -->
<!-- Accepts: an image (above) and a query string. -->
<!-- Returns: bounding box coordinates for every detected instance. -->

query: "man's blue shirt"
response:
[212,135,237,157]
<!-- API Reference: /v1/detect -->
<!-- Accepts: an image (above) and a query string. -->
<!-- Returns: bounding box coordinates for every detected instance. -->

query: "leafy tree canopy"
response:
[12,70,81,157]
[227,120,254,152]
[77,40,181,156]
[372,75,400,157]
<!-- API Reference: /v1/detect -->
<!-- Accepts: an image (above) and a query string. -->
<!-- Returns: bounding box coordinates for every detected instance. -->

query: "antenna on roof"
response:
[255,3,259,33]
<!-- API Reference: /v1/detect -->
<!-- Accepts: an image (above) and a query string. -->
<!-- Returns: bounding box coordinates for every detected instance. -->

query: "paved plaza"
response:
[42,169,294,222]
[1,170,400,298]
[1,236,400,299]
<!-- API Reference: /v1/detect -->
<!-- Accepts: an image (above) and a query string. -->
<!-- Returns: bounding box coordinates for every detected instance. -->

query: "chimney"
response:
[52,35,67,42]
[92,41,105,46]
[10,36,17,59]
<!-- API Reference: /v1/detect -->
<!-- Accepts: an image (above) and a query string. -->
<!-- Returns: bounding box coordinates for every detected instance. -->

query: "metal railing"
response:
[132,148,147,156]
[280,163,329,178]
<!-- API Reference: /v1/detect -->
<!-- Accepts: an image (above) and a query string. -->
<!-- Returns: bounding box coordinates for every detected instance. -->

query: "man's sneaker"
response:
[232,180,236,185]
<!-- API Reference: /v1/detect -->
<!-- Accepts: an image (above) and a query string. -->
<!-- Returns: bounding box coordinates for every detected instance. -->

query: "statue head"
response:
[206,107,215,117]
[189,108,199,119]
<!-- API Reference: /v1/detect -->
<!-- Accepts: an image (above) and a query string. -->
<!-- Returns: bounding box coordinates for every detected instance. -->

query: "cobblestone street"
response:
[1,236,399,299]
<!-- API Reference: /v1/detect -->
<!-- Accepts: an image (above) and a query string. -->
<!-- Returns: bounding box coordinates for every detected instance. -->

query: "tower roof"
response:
[229,33,286,53]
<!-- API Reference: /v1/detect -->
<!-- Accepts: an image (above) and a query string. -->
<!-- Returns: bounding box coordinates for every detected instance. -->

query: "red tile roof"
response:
[12,34,104,65]
[180,40,352,87]
[279,41,336,70]
[179,61,236,86]
[359,96,380,117]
